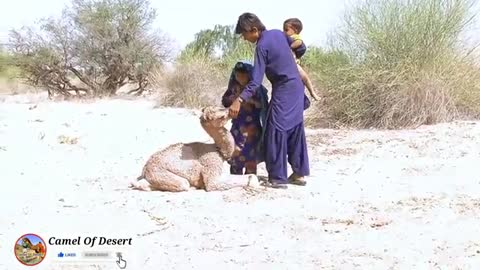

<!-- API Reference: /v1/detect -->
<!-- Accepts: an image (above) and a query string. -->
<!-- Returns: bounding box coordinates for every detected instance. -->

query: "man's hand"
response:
[228,98,242,118]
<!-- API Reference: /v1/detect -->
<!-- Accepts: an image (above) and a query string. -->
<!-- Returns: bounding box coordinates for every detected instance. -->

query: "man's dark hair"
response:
[235,12,266,34]
[284,18,303,34]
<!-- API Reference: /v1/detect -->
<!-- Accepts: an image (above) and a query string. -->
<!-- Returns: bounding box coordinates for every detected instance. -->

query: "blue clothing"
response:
[265,121,310,183]
[222,60,269,173]
[223,60,269,132]
[238,29,310,182]
[239,29,306,132]
[288,35,307,59]
[288,34,307,59]
[295,44,307,59]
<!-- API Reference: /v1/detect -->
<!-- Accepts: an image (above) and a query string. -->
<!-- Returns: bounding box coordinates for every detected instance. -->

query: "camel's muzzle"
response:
[200,107,230,122]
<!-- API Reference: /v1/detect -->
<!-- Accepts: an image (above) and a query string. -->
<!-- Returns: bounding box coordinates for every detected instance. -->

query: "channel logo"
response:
[14,233,47,266]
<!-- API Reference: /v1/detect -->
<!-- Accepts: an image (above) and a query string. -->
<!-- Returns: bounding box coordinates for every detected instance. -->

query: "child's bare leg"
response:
[230,164,244,175]
[297,64,320,101]
[244,161,257,175]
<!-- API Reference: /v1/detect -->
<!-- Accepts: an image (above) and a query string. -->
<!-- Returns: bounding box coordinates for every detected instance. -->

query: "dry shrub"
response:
[306,62,480,129]
[153,57,227,109]
[304,0,480,129]
[447,61,480,118]
[57,135,79,145]
[361,70,458,128]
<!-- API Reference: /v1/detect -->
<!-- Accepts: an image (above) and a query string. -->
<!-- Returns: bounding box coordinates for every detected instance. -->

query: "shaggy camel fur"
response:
[130,106,260,192]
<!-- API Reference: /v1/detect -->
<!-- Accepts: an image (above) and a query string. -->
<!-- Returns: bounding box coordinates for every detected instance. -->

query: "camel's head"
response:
[199,106,230,128]
[21,238,30,248]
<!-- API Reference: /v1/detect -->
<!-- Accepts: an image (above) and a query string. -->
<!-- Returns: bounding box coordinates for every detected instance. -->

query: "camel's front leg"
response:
[202,168,260,191]
[129,179,153,191]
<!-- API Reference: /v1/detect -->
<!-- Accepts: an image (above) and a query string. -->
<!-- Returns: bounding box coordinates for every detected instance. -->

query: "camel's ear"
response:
[222,109,230,119]
[213,108,229,120]
[200,107,213,121]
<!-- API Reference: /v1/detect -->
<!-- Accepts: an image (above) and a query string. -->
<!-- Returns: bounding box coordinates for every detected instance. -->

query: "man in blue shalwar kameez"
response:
[228,12,310,189]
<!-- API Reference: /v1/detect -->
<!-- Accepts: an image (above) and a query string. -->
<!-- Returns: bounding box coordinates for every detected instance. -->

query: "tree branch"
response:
[68,65,96,91]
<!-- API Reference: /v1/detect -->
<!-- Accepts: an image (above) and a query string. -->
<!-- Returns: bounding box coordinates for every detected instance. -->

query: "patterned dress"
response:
[222,81,267,175]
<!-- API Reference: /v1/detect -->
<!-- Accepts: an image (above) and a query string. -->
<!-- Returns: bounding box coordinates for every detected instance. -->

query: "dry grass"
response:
[0,78,39,95]
[57,135,79,145]
[305,58,480,129]
[3,0,479,131]
[303,0,480,129]
[152,58,228,109]
[326,67,466,128]
[0,53,35,95]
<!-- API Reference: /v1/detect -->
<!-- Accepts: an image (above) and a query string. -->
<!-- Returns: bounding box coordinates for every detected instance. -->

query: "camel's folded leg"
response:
[203,171,260,191]
[129,179,153,191]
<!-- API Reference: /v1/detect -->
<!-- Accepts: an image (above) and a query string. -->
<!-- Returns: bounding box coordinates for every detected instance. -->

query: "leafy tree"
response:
[179,24,253,65]
[9,0,171,98]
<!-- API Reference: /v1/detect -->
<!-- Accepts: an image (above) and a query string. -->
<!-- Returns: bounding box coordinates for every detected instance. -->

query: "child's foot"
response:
[310,92,321,101]
[247,175,260,188]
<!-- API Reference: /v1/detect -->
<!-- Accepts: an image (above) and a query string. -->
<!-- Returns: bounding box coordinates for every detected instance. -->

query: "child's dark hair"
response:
[235,67,249,74]
[284,18,303,34]
[235,12,266,34]
[233,61,252,74]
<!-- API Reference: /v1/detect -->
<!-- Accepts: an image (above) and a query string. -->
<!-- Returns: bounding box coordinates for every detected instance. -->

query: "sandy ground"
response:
[0,92,479,270]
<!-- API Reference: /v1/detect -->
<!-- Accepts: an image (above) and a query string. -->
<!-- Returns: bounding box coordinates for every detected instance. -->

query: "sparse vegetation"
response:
[153,24,254,109]
[8,0,171,98]
[306,0,480,128]
[0,48,22,94]
[2,0,480,129]
[155,56,226,108]
[0,50,10,77]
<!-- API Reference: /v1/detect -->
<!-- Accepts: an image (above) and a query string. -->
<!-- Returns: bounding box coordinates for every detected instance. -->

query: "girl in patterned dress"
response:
[221,60,268,175]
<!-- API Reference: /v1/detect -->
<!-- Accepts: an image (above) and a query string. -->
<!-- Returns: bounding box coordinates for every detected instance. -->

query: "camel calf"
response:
[130,106,259,192]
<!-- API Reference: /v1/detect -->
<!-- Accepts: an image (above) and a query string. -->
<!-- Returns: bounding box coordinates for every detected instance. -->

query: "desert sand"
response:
[0,92,479,269]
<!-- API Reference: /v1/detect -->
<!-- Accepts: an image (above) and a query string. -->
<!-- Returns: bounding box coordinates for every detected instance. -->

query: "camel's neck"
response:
[203,125,235,160]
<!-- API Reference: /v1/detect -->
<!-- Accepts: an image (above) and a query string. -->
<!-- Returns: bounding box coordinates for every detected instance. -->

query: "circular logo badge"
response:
[14,234,47,266]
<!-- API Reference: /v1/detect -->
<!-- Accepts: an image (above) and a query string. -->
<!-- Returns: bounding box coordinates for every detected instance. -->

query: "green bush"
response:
[0,51,19,79]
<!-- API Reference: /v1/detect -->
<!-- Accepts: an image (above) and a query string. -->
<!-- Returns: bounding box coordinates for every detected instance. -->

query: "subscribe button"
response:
[82,252,111,258]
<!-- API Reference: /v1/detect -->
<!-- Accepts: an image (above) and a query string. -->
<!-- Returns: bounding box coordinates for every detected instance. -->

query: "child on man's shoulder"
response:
[283,18,321,103]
